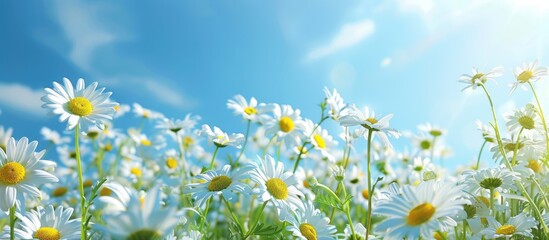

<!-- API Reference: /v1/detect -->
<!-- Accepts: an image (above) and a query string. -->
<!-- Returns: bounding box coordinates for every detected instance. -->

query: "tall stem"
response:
[529,82,549,154]
[9,206,15,240]
[365,129,374,240]
[244,201,268,239]
[209,146,220,170]
[480,84,549,234]
[75,125,87,240]
[475,140,487,170]
[235,120,251,166]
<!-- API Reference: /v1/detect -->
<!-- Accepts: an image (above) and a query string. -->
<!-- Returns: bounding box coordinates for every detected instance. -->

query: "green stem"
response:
[475,140,487,170]
[222,196,245,236]
[209,146,220,170]
[74,125,87,240]
[9,206,15,240]
[489,189,495,214]
[511,127,524,166]
[341,183,356,238]
[293,142,310,173]
[234,120,251,166]
[329,182,343,223]
[199,198,212,230]
[365,129,374,240]
[480,84,549,234]
[528,82,549,154]
[243,201,268,239]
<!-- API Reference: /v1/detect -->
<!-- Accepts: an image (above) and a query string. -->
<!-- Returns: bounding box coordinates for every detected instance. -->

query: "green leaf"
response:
[251,223,283,236]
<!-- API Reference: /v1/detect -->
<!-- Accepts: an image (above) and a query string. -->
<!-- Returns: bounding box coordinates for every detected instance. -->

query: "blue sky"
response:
[1,0,549,170]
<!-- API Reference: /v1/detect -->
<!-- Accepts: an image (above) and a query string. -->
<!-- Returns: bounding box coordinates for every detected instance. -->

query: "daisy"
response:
[0,205,80,240]
[0,137,58,211]
[97,185,180,239]
[226,95,271,122]
[264,104,305,148]
[418,123,446,138]
[302,119,337,162]
[112,103,130,118]
[41,77,117,132]
[510,60,548,94]
[459,66,503,91]
[375,180,469,239]
[132,103,164,119]
[286,201,336,240]
[41,127,70,145]
[339,105,400,148]
[186,164,252,208]
[476,120,496,143]
[249,155,304,221]
[323,87,346,120]
[460,168,519,195]
[480,213,537,239]
[506,103,540,133]
[0,126,13,151]
[201,124,244,148]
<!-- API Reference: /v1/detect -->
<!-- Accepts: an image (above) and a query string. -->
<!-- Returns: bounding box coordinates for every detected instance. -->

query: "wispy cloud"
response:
[0,83,46,116]
[144,81,196,109]
[52,1,118,72]
[307,19,375,61]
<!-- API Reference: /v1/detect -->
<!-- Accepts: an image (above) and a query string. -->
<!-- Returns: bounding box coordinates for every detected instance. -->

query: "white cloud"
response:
[144,81,196,109]
[53,1,117,72]
[381,57,392,67]
[0,83,46,116]
[307,19,375,60]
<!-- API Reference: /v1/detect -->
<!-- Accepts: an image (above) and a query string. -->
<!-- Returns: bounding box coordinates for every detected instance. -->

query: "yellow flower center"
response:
[434,231,447,240]
[100,187,112,196]
[52,187,68,197]
[517,70,534,83]
[279,116,295,133]
[303,180,310,188]
[472,73,485,83]
[114,105,120,111]
[420,140,431,150]
[0,162,26,184]
[104,143,113,152]
[406,203,436,226]
[207,176,232,191]
[183,136,194,147]
[518,116,535,130]
[299,223,317,240]
[130,167,142,177]
[244,107,258,115]
[67,97,93,117]
[87,131,99,139]
[266,178,289,200]
[366,117,378,125]
[83,179,93,188]
[34,227,61,240]
[496,224,516,235]
[313,134,326,149]
[166,157,178,169]
[528,159,542,173]
[127,229,161,240]
[140,139,151,146]
[361,189,369,200]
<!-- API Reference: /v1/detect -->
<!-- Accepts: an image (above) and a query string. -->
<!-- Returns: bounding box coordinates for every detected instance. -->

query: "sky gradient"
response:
[1,0,549,170]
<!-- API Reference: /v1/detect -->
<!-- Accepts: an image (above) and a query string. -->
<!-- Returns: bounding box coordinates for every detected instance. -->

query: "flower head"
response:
[459,66,503,91]
[42,78,118,132]
[510,60,548,94]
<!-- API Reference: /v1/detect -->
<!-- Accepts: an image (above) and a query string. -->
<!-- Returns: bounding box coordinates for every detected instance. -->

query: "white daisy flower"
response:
[226,95,271,122]
[113,103,130,118]
[459,66,503,91]
[339,105,400,148]
[418,122,446,138]
[506,103,540,133]
[323,87,346,120]
[460,168,519,195]
[249,155,304,221]
[510,60,548,94]
[0,137,58,211]
[0,205,80,240]
[302,119,337,162]
[265,104,305,148]
[375,180,469,239]
[40,127,70,145]
[286,201,336,240]
[97,185,179,239]
[132,103,164,119]
[186,164,253,208]
[476,120,496,143]
[480,213,537,239]
[41,78,117,132]
[200,124,244,148]
[0,126,13,152]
